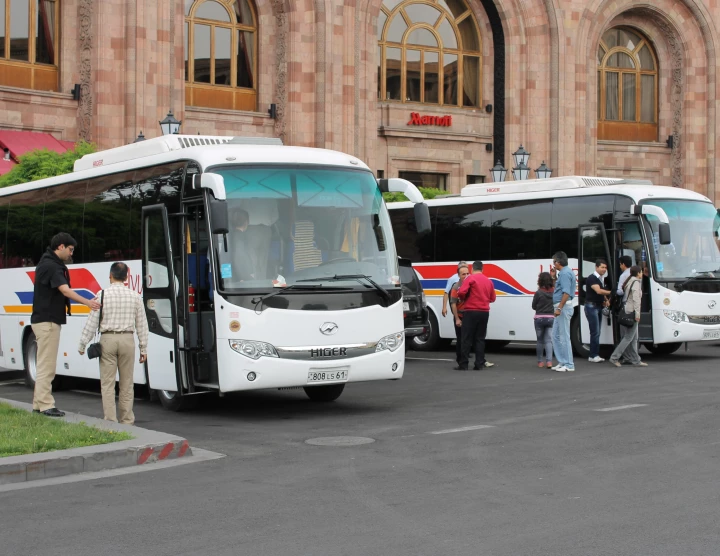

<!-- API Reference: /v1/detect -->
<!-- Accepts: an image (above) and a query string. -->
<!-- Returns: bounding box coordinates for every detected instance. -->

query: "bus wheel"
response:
[643,342,682,355]
[24,331,38,389]
[156,389,193,411]
[303,384,345,402]
[570,314,591,359]
[411,311,440,351]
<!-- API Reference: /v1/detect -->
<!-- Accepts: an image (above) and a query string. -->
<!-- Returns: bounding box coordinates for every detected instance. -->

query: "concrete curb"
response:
[0,397,193,485]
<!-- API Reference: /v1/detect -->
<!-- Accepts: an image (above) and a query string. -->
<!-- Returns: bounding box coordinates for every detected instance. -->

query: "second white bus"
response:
[388,176,720,357]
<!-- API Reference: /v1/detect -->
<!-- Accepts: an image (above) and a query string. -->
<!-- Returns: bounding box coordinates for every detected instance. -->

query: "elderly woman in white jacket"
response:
[610,265,648,367]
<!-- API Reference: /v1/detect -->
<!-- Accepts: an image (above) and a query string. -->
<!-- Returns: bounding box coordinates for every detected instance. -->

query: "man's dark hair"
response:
[537,272,553,289]
[50,232,77,251]
[629,265,642,277]
[472,260,484,272]
[232,209,249,228]
[110,262,129,282]
[553,251,569,267]
[619,255,632,268]
[595,259,607,268]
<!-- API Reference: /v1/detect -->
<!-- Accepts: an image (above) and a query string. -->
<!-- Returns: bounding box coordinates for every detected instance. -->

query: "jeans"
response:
[552,303,574,369]
[534,317,554,363]
[584,302,602,358]
[458,311,489,369]
[610,321,641,365]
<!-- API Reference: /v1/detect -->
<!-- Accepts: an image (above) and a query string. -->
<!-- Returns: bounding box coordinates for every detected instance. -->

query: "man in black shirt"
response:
[31,233,101,417]
[585,259,612,363]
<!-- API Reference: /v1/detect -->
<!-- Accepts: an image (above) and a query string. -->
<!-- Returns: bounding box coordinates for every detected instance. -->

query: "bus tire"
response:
[643,342,682,355]
[410,311,441,351]
[570,313,591,359]
[303,384,345,402]
[156,389,193,411]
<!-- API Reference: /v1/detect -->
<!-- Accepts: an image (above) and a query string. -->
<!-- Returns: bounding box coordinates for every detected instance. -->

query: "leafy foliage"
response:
[382,187,447,203]
[0,141,96,189]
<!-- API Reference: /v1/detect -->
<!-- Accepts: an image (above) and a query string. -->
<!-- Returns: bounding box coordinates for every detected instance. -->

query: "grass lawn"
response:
[0,402,133,458]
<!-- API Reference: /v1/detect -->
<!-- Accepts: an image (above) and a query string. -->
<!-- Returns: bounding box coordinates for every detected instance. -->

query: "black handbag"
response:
[87,291,104,359]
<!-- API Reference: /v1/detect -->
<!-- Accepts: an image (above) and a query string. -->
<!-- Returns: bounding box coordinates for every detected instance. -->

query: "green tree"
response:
[0,141,96,188]
[382,186,447,203]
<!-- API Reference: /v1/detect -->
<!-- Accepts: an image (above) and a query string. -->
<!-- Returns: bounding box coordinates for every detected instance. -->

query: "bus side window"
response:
[389,207,435,262]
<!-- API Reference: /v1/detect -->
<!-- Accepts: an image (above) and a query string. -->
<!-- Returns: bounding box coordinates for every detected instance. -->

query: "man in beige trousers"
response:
[78,262,149,425]
[31,232,101,417]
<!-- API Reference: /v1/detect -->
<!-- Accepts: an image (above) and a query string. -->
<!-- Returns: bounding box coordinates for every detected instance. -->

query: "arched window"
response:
[0,0,60,91]
[377,0,481,107]
[184,0,257,111]
[598,27,658,142]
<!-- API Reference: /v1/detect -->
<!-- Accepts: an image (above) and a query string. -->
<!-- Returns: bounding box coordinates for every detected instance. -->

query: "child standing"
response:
[532,272,555,368]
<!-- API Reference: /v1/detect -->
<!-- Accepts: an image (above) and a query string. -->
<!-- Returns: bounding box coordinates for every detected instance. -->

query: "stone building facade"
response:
[1,0,719,202]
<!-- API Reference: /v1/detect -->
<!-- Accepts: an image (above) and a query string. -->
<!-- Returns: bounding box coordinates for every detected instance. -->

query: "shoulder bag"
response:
[87,291,104,359]
[617,281,637,328]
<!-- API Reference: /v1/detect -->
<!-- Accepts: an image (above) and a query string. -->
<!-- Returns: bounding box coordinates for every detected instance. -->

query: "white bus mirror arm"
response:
[631,204,669,224]
[378,178,424,204]
[200,172,227,201]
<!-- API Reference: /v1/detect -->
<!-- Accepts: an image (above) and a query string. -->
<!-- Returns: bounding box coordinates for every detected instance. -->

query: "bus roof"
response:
[387,176,712,208]
[0,135,371,197]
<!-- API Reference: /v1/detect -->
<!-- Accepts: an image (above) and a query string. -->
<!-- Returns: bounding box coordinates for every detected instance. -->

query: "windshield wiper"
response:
[252,284,323,308]
[297,274,392,306]
[675,273,718,291]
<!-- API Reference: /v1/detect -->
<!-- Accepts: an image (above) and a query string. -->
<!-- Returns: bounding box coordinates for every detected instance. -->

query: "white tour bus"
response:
[388,176,720,357]
[0,135,431,410]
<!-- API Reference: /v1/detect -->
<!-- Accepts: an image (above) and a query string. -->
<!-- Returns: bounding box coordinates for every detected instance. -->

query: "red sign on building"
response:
[407,112,452,127]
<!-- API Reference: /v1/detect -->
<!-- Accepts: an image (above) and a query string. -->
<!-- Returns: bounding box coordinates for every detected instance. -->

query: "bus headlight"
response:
[663,310,689,323]
[229,339,279,360]
[376,332,404,353]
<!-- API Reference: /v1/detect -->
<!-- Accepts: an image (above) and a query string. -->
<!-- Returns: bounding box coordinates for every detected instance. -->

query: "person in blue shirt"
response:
[551,251,576,372]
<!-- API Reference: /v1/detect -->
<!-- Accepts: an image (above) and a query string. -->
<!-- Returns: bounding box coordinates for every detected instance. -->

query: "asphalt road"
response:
[1,342,720,556]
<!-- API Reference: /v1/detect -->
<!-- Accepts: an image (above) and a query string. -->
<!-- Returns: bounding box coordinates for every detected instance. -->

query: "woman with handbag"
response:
[609,266,648,367]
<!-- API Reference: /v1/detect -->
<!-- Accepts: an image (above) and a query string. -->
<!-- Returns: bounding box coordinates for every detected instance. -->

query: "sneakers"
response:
[551,365,567,372]
[565,367,575,372]
[483,361,495,368]
[609,360,622,367]
[588,356,605,363]
[634,362,648,367]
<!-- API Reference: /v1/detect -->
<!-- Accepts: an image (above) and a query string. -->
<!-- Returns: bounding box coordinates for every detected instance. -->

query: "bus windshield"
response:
[211,165,399,292]
[645,200,720,280]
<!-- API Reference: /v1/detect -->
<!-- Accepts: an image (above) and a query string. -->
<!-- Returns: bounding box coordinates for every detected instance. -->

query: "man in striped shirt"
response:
[79,262,149,425]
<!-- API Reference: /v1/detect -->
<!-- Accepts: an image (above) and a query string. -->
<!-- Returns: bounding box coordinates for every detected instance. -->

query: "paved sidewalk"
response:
[0,397,192,485]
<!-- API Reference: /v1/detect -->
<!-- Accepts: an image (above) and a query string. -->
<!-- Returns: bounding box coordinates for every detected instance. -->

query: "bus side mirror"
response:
[414,202,432,234]
[209,199,229,235]
[658,222,671,245]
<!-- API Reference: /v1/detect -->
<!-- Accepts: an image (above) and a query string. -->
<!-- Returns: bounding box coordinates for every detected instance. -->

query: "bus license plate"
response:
[703,329,720,339]
[307,370,349,384]
[403,301,410,311]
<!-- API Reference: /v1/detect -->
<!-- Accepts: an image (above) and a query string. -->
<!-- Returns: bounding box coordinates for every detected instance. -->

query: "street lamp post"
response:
[490,160,507,183]
[133,131,146,143]
[512,145,531,180]
[159,110,181,136]
[535,161,553,179]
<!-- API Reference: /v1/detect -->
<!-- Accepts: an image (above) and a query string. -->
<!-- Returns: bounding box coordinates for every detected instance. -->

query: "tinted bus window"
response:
[388,206,435,262]
[6,189,47,268]
[44,181,87,257]
[82,174,134,263]
[491,200,552,259]
[130,164,183,259]
[435,203,491,262]
[552,195,615,258]
[0,196,10,268]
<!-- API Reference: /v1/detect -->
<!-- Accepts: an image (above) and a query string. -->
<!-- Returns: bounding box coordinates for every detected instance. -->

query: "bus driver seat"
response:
[289,220,323,272]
